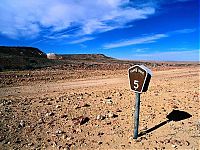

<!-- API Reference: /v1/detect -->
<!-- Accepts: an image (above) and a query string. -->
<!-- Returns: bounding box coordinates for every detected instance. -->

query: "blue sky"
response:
[0,0,199,61]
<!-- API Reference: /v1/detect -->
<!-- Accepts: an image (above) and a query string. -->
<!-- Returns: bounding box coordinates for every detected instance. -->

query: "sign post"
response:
[128,65,152,139]
[134,92,140,139]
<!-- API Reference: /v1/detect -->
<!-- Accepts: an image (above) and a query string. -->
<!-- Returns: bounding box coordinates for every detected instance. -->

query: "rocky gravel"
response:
[0,66,199,149]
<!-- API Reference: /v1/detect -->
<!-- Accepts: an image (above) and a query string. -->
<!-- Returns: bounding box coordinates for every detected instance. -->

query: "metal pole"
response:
[133,92,140,139]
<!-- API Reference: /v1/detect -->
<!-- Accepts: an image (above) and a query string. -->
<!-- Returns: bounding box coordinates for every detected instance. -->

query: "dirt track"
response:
[0,67,199,149]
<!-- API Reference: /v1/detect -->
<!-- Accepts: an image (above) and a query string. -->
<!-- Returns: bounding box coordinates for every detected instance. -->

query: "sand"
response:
[0,66,199,149]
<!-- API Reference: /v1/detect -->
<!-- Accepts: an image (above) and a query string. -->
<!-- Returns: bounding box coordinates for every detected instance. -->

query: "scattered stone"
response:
[105,97,112,99]
[19,120,25,128]
[96,115,105,120]
[83,103,90,107]
[121,144,125,148]
[28,143,34,146]
[72,116,89,125]
[116,92,122,96]
[56,105,61,109]
[107,112,118,118]
[97,132,104,136]
[0,135,5,142]
[172,105,178,109]
[129,136,133,141]
[171,144,177,148]
[116,108,122,112]
[62,134,67,140]
[107,112,114,118]
[46,102,52,105]
[66,136,72,141]
[163,139,170,144]
[15,138,21,143]
[52,142,57,147]
[38,118,44,124]
[105,99,113,105]
[106,122,111,125]
[45,112,54,117]
[55,130,63,135]
[185,141,190,146]
[170,139,182,146]
[57,145,62,149]
[76,128,82,133]
[60,114,68,118]
[98,141,103,145]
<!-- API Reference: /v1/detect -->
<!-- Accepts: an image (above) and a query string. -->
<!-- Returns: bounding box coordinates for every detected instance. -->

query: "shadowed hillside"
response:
[0,46,60,71]
[0,46,46,58]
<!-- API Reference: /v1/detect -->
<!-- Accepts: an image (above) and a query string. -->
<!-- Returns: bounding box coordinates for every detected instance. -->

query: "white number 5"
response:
[134,80,139,89]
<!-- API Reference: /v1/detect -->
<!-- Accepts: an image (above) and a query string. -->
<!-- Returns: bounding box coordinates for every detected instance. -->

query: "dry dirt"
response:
[0,66,199,150]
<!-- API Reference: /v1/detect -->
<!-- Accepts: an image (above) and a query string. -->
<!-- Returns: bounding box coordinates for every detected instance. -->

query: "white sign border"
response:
[128,65,151,93]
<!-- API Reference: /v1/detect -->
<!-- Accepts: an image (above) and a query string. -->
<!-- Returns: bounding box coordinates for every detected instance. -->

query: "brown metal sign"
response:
[128,65,152,93]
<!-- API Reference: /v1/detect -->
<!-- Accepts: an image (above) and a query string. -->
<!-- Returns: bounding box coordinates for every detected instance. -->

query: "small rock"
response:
[107,112,118,118]
[62,134,67,139]
[105,99,113,105]
[57,145,62,149]
[106,122,111,125]
[96,115,105,120]
[97,132,104,136]
[83,103,90,107]
[38,118,44,124]
[45,112,54,117]
[28,143,34,146]
[66,137,72,141]
[60,114,68,118]
[46,102,52,105]
[98,141,103,145]
[172,144,177,148]
[116,108,122,112]
[121,144,125,148]
[19,120,25,127]
[52,142,57,147]
[129,136,133,141]
[72,116,89,125]
[105,96,112,99]
[185,141,190,146]
[76,128,82,133]
[172,105,178,109]
[55,130,63,135]
[0,136,5,142]
[107,112,114,118]
[56,105,61,109]
[116,92,122,97]
[163,139,170,144]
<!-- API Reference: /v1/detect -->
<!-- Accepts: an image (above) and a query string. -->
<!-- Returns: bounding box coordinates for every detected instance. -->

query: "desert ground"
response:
[0,66,199,150]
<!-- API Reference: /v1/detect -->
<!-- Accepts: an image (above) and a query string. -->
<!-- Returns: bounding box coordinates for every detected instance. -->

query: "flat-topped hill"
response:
[0,46,46,58]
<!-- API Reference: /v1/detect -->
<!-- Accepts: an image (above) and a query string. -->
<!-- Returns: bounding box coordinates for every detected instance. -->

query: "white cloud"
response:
[135,48,149,53]
[103,34,167,49]
[169,28,196,35]
[103,27,197,49]
[127,50,199,61]
[69,37,95,44]
[0,0,156,39]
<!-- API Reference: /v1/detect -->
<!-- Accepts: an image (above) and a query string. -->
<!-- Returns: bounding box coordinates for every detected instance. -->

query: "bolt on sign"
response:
[128,65,152,93]
[128,65,152,139]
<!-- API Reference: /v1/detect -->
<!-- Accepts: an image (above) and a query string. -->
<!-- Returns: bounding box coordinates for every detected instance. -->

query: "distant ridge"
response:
[0,46,46,58]
[0,46,198,71]
[59,54,115,61]
[0,46,54,71]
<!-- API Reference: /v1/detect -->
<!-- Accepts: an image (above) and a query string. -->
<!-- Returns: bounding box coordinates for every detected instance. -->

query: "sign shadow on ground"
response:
[138,110,192,137]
